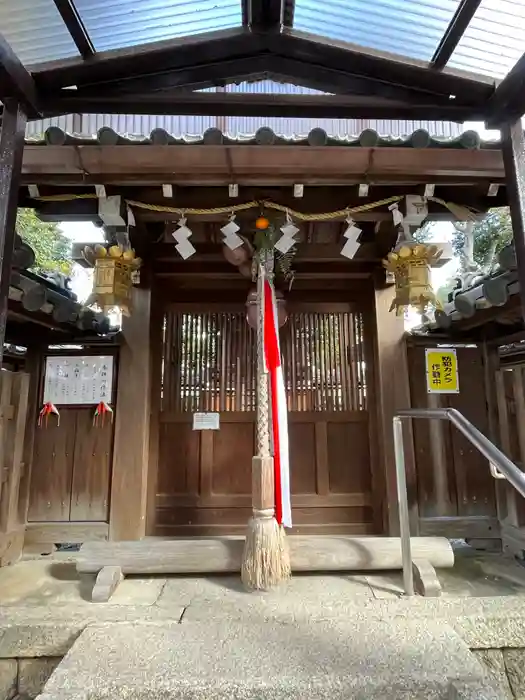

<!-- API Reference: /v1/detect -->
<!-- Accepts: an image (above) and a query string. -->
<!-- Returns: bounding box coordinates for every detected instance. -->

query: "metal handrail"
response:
[393,407,525,596]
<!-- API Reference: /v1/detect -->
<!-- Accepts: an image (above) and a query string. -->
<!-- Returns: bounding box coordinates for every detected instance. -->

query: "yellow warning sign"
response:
[425,348,459,394]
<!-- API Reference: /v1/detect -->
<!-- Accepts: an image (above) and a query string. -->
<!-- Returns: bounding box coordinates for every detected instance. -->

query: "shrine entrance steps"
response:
[37,617,501,700]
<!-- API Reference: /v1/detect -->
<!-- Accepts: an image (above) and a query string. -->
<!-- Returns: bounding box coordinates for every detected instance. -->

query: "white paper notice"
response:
[193,412,220,430]
[43,355,114,405]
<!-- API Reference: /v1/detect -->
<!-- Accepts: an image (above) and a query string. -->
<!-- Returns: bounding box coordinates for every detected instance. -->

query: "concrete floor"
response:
[2,548,525,609]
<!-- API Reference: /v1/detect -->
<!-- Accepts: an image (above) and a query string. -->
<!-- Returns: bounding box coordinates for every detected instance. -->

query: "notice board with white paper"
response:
[43,355,114,405]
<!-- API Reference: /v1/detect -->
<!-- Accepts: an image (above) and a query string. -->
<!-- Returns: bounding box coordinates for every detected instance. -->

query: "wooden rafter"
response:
[0,33,39,113]
[430,0,482,70]
[73,55,272,95]
[33,28,260,90]
[52,0,96,59]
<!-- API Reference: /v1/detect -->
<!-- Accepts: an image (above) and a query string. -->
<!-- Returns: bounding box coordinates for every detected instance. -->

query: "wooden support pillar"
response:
[373,285,418,535]
[146,285,163,535]
[18,345,44,528]
[0,99,26,368]
[502,119,525,322]
[109,288,152,541]
[426,392,452,516]
[482,341,507,527]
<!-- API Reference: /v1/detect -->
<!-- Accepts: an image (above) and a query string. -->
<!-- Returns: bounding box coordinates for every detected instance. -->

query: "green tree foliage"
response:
[452,207,513,271]
[16,208,72,276]
[412,221,435,243]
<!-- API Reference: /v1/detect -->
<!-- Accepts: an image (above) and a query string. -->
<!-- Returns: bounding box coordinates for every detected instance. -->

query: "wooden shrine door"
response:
[155,302,376,536]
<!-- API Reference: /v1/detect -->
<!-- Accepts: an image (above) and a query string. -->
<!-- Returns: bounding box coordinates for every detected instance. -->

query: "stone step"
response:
[37,617,505,700]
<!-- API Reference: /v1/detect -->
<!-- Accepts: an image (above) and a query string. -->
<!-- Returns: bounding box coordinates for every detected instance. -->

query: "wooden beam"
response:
[75,55,271,95]
[430,0,482,70]
[502,119,525,324]
[39,91,486,120]
[52,0,96,59]
[21,145,506,187]
[0,34,39,112]
[0,101,27,368]
[109,287,152,540]
[487,52,525,126]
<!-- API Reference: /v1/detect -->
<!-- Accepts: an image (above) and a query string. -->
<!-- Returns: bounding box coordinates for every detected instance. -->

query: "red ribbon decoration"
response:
[93,401,113,427]
[38,402,60,428]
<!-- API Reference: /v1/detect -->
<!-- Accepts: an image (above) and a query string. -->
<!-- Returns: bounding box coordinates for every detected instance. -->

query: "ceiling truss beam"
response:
[70,55,463,106]
[38,91,487,121]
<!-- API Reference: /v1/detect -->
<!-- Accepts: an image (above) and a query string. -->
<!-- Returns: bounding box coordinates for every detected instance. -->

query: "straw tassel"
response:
[241,252,290,590]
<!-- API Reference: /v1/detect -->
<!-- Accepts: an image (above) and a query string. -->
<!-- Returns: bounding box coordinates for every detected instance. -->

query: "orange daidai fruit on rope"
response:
[255,216,270,230]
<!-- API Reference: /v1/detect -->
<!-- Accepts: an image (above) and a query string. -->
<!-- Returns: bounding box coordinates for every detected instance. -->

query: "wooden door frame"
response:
[150,296,382,535]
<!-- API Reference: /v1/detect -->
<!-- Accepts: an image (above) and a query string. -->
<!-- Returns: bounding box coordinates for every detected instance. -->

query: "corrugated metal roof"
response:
[293,0,461,63]
[447,0,525,79]
[0,0,80,66]
[225,80,328,95]
[74,0,242,52]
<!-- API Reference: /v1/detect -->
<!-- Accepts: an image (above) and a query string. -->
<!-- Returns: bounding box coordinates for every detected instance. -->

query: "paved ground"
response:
[4,549,525,698]
[39,618,502,700]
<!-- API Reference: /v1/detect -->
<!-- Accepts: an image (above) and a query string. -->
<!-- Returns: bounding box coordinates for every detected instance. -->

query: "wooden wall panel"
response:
[158,422,200,496]
[408,346,457,517]
[408,344,497,525]
[289,422,316,494]
[70,411,112,521]
[327,421,371,494]
[495,365,525,527]
[212,422,253,495]
[447,347,496,517]
[29,409,76,522]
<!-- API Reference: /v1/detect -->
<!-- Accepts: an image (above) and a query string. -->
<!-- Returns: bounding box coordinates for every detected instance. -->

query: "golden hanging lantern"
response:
[383,242,443,316]
[84,244,142,316]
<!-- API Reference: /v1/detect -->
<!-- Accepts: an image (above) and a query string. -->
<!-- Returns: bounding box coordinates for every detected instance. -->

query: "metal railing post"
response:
[393,416,414,596]
[393,406,525,598]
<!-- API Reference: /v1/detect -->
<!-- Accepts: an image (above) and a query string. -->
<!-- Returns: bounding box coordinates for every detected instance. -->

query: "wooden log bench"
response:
[77,536,454,602]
